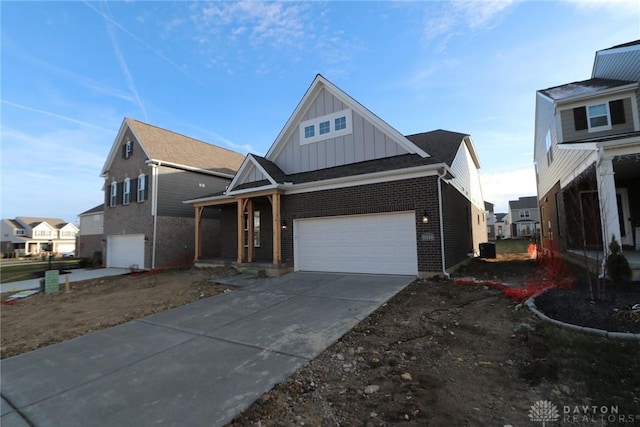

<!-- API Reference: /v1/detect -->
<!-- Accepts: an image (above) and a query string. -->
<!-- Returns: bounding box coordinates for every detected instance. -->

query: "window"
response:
[545,130,553,165]
[137,174,147,202]
[519,210,530,219]
[573,100,626,133]
[253,211,261,248]
[319,120,330,135]
[123,178,131,205]
[123,141,133,159]
[587,103,610,130]
[299,109,352,145]
[14,229,25,236]
[243,210,260,248]
[304,125,315,139]
[110,181,118,207]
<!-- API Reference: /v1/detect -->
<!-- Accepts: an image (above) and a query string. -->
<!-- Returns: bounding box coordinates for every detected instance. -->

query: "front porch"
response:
[193,189,289,277]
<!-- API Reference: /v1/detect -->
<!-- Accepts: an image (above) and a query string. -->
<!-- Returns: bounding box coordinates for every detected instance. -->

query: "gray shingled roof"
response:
[79,204,104,216]
[508,196,538,209]
[539,78,634,101]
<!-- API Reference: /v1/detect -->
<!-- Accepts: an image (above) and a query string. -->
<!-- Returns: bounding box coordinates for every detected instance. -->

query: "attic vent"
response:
[199,183,206,188]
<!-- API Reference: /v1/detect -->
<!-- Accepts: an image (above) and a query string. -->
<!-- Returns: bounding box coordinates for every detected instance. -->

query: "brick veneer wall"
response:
[441,181,473,268]
[280,176,444,273]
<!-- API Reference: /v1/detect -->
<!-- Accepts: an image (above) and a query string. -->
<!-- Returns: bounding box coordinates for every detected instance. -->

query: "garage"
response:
[294,211,418,275]
[106,234,145,269]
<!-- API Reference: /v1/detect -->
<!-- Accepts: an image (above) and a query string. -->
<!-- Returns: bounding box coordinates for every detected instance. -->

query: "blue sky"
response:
[1,0,638,223]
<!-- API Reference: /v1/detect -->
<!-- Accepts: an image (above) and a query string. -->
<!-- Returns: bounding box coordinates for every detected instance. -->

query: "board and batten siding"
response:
[274,87,409,174]
[156,166,231,217]
[534,93,596,199]
[447,140,485,211]
[559,96,636,142]
[235,163,267,187]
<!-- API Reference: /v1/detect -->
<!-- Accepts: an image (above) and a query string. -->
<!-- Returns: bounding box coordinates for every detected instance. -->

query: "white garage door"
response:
[294,211,418,275]
[106,234,145,269]
[57,243,75,254]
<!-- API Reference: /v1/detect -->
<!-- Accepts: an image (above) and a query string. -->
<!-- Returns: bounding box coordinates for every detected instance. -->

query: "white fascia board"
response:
[225,183,279,196]
[555,83,638,108]
[100,118,152,177]
[557,142,598,151]
[146,159,236,179]
[462,136,481,169]
[183,194,233,205]
[226,155,254,191]
[280,164,447,195]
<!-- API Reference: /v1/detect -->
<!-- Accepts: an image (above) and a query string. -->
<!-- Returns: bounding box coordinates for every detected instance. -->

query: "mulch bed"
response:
[534,283,640,334]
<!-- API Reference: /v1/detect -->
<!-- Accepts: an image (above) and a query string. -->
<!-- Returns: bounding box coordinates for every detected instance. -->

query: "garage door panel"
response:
[294,212,417,275]
[107,234,145,269]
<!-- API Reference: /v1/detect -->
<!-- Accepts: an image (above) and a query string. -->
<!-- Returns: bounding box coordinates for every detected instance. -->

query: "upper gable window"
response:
[304,125,315,139]
[573,99,625,133]
[300,109,352,145]
[122,141,133,159]
[319,121,330,135]
[14,229,25,236]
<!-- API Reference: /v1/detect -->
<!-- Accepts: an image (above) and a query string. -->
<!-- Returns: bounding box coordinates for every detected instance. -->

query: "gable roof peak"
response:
[265,75,429,161]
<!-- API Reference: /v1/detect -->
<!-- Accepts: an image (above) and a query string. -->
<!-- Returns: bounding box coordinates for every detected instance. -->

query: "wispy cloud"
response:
[422,0,520,50]
[100,2,148,121]
[81,0,206,87]
[1,100,113,132]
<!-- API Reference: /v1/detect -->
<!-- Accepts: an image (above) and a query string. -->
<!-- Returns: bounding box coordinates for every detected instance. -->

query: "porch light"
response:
[281,220,288,230]
[422,211,429,223]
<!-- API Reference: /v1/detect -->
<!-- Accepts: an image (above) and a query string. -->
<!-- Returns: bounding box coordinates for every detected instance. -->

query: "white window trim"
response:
[519,210,530,219]
[586,102,612,132]
[110,181,118,207]
[123,178,131,205]
[125,141,133,158]
[299,109,353,145]
[137,174,146,202]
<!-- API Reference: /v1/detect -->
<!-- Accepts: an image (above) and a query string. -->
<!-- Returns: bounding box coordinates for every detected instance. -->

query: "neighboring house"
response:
[508,196,539,239]
[187,75,488,278]
[0,217,78,257]
[100,118,245,269]
[77,204,104,259]
[495,213,510,239]
[485,201,496,240]
[534,40,640,263]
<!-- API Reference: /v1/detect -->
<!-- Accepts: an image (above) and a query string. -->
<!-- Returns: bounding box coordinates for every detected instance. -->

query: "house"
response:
[485,201,496,240]
[77,204,104,260]
[0,217,78,257]
[495,213,511,239]
[187,75,488,278]
[533,40,640,278]
[100,118,245,269]
[508,196,539,239]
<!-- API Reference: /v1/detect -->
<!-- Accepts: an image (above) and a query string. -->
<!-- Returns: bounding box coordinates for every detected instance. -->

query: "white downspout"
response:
[437,168,450,279]
[151,164,159,270]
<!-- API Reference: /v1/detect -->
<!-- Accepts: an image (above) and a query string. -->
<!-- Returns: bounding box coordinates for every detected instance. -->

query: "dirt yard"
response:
[1,266,235,358]
[2,255,638,426]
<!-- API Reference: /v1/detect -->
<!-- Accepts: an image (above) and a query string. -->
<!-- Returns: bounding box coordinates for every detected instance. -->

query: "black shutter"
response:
[117,182,123,205]
[131,178,138,202]
[573,107,588,131]
[143,175,149,201]
[122,144,127,158]
[609,99,626,125]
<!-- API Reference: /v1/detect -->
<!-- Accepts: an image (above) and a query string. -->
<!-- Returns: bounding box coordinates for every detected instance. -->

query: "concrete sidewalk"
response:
[1,272,414,427]
[0,268,130,294]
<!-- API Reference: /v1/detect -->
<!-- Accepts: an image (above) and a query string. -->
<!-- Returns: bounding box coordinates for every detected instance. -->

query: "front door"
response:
[616,188,633,247]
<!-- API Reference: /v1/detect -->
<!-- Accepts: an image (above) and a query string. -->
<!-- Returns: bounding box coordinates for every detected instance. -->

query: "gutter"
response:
[437,167,450,279]
[151,164,159,269]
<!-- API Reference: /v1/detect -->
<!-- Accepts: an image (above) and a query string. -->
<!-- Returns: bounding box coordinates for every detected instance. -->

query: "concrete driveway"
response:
[1,272,414,427]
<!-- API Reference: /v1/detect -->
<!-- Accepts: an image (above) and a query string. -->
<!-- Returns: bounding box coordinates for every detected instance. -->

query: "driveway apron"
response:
[1,272,413,427]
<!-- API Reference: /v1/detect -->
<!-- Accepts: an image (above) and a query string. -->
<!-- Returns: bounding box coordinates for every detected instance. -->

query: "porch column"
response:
[596,154,621,250]
[246,199,254,263]
[270,192,282,265]
[194,206,203,260]
[237,198,248,263]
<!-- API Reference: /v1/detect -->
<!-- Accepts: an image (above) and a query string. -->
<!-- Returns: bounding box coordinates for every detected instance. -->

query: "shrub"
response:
[605,236,631,289]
